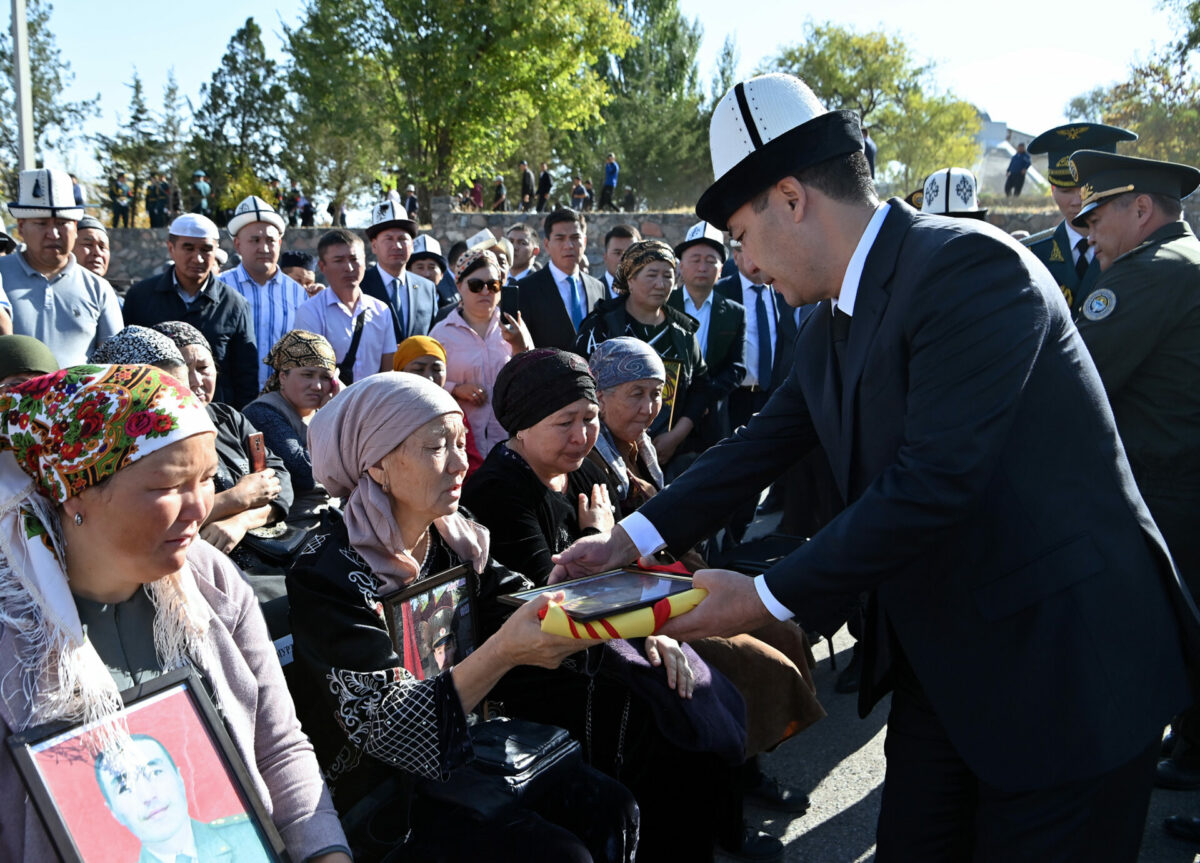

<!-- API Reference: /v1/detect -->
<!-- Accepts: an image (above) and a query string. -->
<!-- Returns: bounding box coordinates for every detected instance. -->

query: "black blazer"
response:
[639,201,1197,792]
[361,264,438,343]
[716,274,792,394]
[668,287,746,446]
[517,265,606,353]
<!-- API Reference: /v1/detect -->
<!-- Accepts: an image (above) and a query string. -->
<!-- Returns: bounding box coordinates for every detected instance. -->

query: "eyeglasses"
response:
[466,277,502,294]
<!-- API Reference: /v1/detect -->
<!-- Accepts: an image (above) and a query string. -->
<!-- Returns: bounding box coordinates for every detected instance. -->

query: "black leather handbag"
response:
[417,716,582,820]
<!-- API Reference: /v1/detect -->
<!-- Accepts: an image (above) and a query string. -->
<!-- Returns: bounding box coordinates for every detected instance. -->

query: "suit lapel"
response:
[707,293,734,363]
[834,205,907,495]
[797,300,848,502]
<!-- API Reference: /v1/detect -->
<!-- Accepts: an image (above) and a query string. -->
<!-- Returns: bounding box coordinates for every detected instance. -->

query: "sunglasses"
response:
[466,277,502,294]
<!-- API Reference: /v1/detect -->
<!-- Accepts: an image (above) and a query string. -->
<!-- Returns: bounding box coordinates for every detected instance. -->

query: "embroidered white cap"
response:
[168,213,220,240]
[410,234,449,273]
[920,167,988,219]
[8,169,84,220]
[365,199,417,240]
[227,195,286,238]
[466,228,513,265]
[674,220,727,262]
[696,73,864,229]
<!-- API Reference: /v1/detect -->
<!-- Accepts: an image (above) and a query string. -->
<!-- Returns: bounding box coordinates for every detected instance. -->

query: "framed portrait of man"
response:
[8,668,285,862]
[381,562,477,681]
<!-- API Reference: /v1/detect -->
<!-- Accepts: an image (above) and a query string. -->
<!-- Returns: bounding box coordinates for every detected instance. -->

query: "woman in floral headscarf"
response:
[0,365,349,863]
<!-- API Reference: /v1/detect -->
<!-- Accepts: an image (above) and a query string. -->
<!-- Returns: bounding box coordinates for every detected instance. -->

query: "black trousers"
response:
[1004,173,1025,197]
[876,655,1158,862]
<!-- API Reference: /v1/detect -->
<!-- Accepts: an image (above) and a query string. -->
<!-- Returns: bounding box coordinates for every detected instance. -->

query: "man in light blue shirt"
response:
[2,168,120,364]
[217,195,308,390]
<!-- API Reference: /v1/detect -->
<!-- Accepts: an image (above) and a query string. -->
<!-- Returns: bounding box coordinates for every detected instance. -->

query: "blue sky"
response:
[41,0,1179,180]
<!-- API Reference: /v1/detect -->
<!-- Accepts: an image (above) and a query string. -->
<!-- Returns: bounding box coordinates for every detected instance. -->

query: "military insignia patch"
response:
[1069,162,1080,183]
[1079,183,1094,202]
[1082,288,1117,321]
[1049,241,1064,262]
[1062,286,1073,308]
[1058,126,1088,140]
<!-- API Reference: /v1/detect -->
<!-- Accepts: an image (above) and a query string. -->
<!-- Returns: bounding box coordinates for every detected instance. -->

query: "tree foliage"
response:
[92,73,163,218]
[0,0,96,194]
[189,18,288,216]
[761,21,980,192]
[286,0,632,201]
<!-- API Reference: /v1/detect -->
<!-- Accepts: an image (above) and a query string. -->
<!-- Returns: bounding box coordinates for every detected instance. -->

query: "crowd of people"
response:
[0,66,1195,863]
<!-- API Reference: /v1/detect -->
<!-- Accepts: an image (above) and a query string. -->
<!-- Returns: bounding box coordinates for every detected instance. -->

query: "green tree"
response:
[93,72,165,223]
[190,17,288,220]
[0,0,97,194]
[761,21,980,191]
[157,70,190,210]
[285,0,633,201]
[554,0,709,208]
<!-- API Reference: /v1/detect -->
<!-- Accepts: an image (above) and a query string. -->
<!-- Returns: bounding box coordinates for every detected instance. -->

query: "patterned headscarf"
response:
[0,365,215,746]
[613,239,675,294]
[261,330,337,393]
[151,320,212,356]
[90,326,185,369]
[393,335,447,372]
[588,336,667,390]
[454,248,499,281]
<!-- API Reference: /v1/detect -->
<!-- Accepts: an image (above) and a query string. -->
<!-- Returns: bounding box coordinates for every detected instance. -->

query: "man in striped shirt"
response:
[217,195,309,390]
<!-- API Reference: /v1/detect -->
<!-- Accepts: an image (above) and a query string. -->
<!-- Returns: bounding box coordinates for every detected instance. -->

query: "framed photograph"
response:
[8,667,286,863]
[381,562,477,681]
[499,568,694,622]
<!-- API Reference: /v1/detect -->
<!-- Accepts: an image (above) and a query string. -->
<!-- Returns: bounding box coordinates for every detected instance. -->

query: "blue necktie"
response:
[752,285,773,386]
[566,274,584,328]
[392,277,408,335]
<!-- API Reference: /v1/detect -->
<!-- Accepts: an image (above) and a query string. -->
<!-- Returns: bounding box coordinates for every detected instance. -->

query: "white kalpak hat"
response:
[920,167,988,220]
[227,195,286,238]
[409,234,449,273]
[674,220,727,262]
[168,213,220,240]
[697,73,863,230]
[465,228,513,264]
[366,200,417,240]
[8,169,84,220]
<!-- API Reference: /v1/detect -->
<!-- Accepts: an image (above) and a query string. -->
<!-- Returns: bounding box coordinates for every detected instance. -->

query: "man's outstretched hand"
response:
[549,526,640,584]
[657,568,775,642]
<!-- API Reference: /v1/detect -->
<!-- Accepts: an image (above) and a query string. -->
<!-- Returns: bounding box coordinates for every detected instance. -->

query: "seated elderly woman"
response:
[0,365,348,862]
[243,330,339,521]
[392,335,483,475]
[0,334,58,389]
[575,239,714,468]
[145,322,294,560]
[430,248,533,458]
[287,372,638,863]
[462,348,758,862]
[586,338,825,808]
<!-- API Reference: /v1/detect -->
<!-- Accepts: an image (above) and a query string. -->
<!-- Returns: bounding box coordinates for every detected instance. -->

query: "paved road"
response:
[718,622,1200,862]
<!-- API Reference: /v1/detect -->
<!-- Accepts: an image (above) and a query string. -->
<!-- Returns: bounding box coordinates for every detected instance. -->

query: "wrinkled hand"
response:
[644,635,694,699]
[577,483,614,533]
[501,311,534,353]
[493,593,583,669]
[234,468,280,509]
[200,514,250,554]
[452,382,488,407]
[549,526,639,584]
[657,568,774,642]
[652,428,685,464]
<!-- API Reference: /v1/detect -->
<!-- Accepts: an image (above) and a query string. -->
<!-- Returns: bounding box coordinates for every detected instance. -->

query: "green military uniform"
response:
[136,815,273,863]
[1024,123,1137,315]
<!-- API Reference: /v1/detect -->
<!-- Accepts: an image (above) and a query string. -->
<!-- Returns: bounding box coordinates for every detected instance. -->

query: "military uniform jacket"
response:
[636,201,1197,792]
[136,816,272,863]
[1025,221,1101,315]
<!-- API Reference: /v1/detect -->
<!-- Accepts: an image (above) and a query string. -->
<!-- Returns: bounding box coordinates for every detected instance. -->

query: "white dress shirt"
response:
[736,272,778,388]
[1064,221,1095,267]
[548,261,585,325]
[682,288,714,358]
[622,200,893,622]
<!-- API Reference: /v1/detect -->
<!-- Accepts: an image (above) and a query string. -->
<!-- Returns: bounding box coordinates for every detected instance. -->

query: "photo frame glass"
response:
[382,562,477,681]
[500,568,694,622]
[8,668,285,863]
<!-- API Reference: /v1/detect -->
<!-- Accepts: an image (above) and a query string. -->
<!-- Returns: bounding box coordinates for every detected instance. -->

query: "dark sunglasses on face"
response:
[466,277,502,294]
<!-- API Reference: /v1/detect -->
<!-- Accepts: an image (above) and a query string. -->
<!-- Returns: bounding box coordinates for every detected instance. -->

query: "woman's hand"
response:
[200,513,252,553]
[652,427,686,464]
[577,483,615,533]
[452,382,488,406]
[493,593,582,670]
[644,635,695,699]
[501,311,534,353]
[233,468,280,509]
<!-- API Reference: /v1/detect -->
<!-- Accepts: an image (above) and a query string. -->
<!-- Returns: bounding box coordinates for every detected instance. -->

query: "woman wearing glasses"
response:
[431,248,533,458]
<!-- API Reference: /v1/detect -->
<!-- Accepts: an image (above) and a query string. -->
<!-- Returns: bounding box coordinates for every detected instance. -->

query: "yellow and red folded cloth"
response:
[538,563,706,640]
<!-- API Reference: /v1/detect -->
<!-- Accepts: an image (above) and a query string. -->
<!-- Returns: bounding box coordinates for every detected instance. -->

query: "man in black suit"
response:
[554,72,1197,860]
[360,200,439,343]
[536,162,552,212]
[668,220,745,451]
[601,224,641,300]
[518,160,536,212]
[517,208,605,352]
